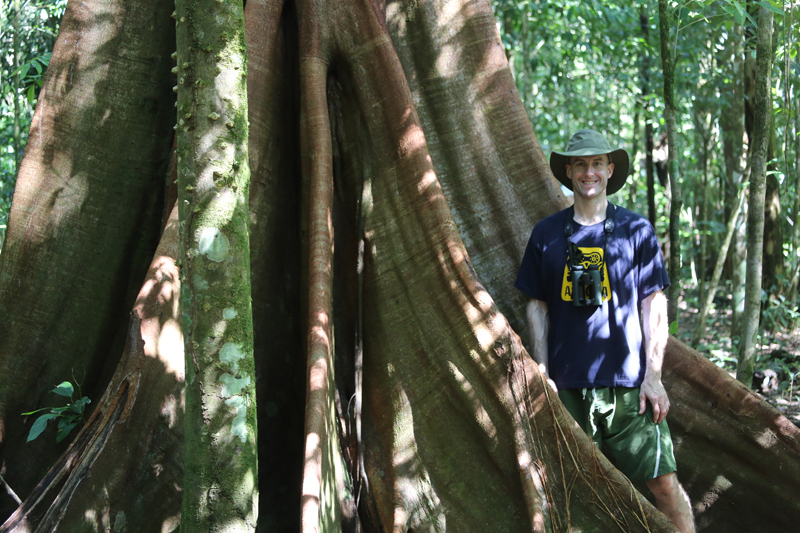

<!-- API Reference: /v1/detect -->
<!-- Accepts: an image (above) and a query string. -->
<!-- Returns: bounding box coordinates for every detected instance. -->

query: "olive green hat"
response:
[549,129,630,195]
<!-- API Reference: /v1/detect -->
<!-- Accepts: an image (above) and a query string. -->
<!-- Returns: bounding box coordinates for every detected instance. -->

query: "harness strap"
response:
[564,203,616,280]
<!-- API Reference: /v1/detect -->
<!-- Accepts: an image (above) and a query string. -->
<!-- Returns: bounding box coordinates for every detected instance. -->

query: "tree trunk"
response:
[174,0,259,530]
[790,84,800,304]
[692,190,746,347]
[658,0,682,328]
[12,0,21,178]
[737,6,774,386]
[763,172,783,298]
[640,5,657,229]
[520,8,533,122]
[720,21,747,343]
[692,103,712,302]
[0,204,185,533]
[628,105,640,211]
[762,126,783,300]
[0,0,176,519]
[0,1,799,532]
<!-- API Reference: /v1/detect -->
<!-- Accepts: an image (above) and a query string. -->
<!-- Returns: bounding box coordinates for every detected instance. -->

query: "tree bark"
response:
[174,0,259,530]
[0,1,799,533]
[0,204,185,533]
[790,83,800,304]
[658,0,682,327]
[762,125,782,300]
[640,5,657,229]
[737,6,773,386]
[12,0,21,178]
[692,103,712,302]
[719,21,747,343]
[763,171,784,298]
[692,190,745,347]
[520,8,533,121]
[0,0,175,518]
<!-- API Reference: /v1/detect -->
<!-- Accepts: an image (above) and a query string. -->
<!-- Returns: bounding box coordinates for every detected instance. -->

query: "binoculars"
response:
[570,263,603,307]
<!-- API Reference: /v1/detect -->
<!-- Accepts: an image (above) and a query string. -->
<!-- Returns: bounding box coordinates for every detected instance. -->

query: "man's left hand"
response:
[639,376,669,424]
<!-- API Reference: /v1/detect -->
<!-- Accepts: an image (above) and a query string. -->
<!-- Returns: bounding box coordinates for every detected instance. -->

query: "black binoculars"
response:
[570,264,603,307]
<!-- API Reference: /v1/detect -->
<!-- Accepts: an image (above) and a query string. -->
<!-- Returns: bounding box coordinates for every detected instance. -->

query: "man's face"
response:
[566,154,614,200]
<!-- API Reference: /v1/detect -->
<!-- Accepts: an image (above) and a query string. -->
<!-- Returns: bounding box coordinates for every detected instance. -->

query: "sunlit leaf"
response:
[51,381,74,397]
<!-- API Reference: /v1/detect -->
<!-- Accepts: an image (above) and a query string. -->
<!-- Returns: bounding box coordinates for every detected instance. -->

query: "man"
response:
[515,129,695,532]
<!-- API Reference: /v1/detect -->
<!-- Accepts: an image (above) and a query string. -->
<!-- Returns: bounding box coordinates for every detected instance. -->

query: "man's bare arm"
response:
[640,290,669,423]
[526,299,555,389]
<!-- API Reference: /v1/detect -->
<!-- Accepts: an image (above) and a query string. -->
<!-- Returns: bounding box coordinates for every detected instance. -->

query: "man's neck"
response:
[572,195,608,225]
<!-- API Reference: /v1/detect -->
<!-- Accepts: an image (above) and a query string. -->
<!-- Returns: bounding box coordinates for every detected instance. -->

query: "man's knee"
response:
[646,471,680,500]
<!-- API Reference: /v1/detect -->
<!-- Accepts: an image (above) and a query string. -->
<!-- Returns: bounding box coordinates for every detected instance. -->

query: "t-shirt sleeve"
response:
[515,226,546,300]
[637,222,670,300]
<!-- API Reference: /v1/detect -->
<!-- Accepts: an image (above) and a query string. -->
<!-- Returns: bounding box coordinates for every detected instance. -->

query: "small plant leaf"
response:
[68,397,90,415]
[51,381,74,397]
[21,407,50,416]
[669,321,679,335]
[56,421,78,443]
[27,413,58,442]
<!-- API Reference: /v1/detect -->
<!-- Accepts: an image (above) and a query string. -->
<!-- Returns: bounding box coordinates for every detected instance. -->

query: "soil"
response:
[677,285,800,428]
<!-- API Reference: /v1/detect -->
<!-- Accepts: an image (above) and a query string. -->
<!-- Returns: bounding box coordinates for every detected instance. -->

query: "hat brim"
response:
[549,148,630,196]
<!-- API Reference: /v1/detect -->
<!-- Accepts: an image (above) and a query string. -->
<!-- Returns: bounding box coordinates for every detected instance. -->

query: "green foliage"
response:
[761,287,800,333]
[669,320,679,335]
[11,51,51,104]
[22,380,91,443]
[492,0,800,346]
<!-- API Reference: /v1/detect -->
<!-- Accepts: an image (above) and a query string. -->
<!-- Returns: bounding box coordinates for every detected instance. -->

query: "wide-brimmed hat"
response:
[549,129,630,195]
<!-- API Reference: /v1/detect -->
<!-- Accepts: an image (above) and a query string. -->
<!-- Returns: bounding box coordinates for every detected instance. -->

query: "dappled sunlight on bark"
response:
[1,204,185,532]
[0,0,176,520]
[1,0,798,531]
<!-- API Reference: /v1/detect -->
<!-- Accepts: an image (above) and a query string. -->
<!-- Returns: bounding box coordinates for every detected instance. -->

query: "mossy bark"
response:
[174,0,258,530]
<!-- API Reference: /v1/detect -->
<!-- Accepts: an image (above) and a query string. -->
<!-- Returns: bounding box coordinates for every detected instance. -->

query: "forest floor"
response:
[677,284,800,428]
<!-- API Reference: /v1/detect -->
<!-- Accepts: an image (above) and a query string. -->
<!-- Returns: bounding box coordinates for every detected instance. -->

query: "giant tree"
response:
[0,0,799,532]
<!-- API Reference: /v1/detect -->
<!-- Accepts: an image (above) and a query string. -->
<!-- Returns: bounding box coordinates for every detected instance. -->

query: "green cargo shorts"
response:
[558,387,677,482]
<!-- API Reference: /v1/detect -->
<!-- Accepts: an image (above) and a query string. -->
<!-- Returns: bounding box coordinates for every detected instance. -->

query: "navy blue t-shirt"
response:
[515,205,670,389]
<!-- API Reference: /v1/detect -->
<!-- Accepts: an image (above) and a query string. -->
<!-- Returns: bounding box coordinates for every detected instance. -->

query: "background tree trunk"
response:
[658,0,682,327]
[762,125,783,302]
[692,190,746,347]
[12,0,21,178]
[737,6,773,386]
[720,21,747,344]
[790,86,800,303]
[763,172,784,298]
[640,5,657,229]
